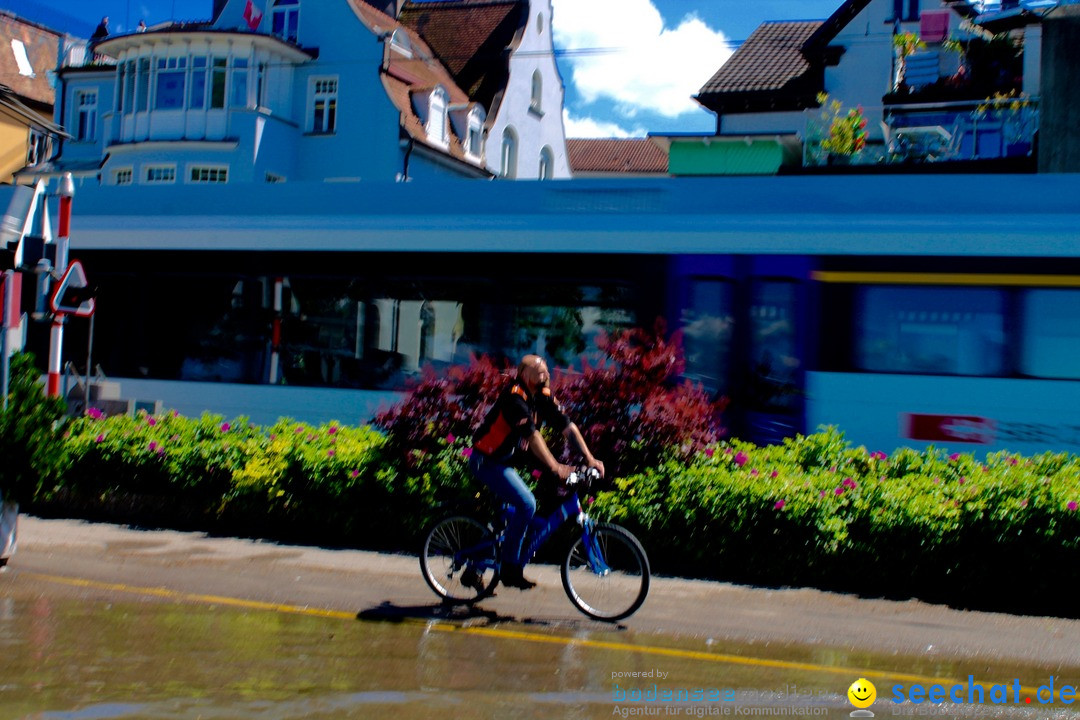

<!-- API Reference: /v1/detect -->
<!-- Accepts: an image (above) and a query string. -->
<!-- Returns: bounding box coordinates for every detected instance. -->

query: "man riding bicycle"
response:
[469,354,605,589]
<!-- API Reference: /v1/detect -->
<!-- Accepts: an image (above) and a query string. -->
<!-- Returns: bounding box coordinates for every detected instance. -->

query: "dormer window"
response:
[272,0,300,44]
[390,28,413,58]
[426,86,449,149]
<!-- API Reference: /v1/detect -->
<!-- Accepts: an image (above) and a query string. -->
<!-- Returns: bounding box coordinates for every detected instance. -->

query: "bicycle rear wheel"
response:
[420,515,500,604]
[562,522,650,622]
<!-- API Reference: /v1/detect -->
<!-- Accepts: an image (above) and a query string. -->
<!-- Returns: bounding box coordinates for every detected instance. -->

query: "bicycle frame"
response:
[454,491,609,576]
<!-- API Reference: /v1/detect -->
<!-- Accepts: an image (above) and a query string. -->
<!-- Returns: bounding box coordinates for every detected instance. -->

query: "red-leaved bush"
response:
[375,322,725,479]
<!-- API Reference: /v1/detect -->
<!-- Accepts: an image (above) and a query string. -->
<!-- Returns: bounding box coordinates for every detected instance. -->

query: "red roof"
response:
[566,139,668,175]
[0,11,63,110]
[398,0,525,113]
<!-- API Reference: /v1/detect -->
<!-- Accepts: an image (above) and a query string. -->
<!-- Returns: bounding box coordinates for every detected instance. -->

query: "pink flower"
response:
[1008,457,1019,466]
[870,451,887,461]
[773,500,786,510]
[148,441,158,452]
[351,469,360,478]
[829,466,837,473]
[329,426,338,435]
[1069,501,1078,512]
[819,490,827,499]
[750,469,759,476]
[704,448,714,458]
[307,433,316,442]
[532,469,542,479]
[87,407,103,420]
[771,471,778,479]
[220,423,230,432]
[270,434,276,441]
[445,433,456,444]
[157,448,165,457]
[295,426,304,434]
[948,453,961,462]
[1020,499,1028,507]
[461,447,473,458]
[734,451,748,467]
[327,449,335,457]
[586,496,595,506]
[834,486,845,496]
[171,434,180,442]
[147,417,157,427]
[959,477,966,485]
[171,410,179,417]
[933,477,941,484]
[843,478,857,489]
[724,448,733,455]
[95,434,105,443]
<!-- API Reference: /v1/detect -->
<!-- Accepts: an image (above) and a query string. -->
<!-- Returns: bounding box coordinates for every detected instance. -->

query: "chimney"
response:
[212,0,229,22]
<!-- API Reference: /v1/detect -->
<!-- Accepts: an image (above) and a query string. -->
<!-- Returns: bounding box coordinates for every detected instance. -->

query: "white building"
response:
[396,0,572,179]
[32,0,500,187]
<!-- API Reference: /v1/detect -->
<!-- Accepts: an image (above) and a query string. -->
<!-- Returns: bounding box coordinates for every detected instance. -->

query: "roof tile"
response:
[566,139,668,174]
[698,21,822,96]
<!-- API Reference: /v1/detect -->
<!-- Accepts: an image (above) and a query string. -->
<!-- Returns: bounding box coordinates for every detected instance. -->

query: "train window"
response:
[681,278,734,396]
[855,286,1006,376]
[1020,290,1080,379]
[749,281,799,410]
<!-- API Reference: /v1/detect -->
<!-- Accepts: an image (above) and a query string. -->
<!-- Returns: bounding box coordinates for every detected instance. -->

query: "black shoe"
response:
[460,567,484,592]
[500,564,537,590]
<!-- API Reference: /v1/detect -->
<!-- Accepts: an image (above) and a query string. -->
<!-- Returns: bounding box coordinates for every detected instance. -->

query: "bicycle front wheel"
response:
[562,522,650,622]
[420,515,500,604]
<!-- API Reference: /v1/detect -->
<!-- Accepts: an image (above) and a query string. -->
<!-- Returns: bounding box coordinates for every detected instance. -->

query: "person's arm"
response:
[563,422,605,478]
[527,430,572,480]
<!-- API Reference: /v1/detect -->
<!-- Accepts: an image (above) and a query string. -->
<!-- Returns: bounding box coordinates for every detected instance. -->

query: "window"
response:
[189,166,229,183]
[681,278,734,395]
[272,0,300,44]
[114,168,133,185]
[530,71,542,112]
[230,58,249,107]
[310,77,338,134]
[265,173,286,183]
[210,57,227,109]
[190,57,207,109]
[123,60,136,112]
[75,90,97,141]
[891,0,920,22]
[500,127,517,178]
[468,124,483,159]
[26,129,48,166]
[154,57,187,110]
[749,282,800,411]
[1021,290,1080,379]
[145,165,176,183]
[11,39,34,76]
[855,286,1006,376]
[116,62,126,112]
[137,58,151,111]
[426,87,447,147]
[538,146,553,180]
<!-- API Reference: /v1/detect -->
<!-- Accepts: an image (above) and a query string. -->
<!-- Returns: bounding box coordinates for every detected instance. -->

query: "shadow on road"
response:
[356,600,630,632]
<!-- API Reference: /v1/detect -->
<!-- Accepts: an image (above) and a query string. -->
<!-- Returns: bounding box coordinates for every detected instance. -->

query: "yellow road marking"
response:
[26,571,1047,696]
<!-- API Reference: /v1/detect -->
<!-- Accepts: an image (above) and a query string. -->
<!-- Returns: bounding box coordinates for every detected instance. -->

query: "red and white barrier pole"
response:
[269,276,283,384]
[46,174,75,398]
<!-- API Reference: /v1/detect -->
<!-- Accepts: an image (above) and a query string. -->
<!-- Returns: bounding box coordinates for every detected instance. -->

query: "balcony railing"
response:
[803,97,1038,167]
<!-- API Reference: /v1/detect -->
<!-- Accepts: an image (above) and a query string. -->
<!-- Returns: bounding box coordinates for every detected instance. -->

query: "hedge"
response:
[22,409,1078,617]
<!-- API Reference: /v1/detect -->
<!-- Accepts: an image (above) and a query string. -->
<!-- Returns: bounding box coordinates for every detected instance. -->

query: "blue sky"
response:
[5,0,842,136]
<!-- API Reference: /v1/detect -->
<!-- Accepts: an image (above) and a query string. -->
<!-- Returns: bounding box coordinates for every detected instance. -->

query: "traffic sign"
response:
[49,260,96,317]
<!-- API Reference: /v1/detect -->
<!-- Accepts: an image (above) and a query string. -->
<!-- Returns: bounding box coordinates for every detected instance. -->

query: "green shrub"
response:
[0,352,67,504]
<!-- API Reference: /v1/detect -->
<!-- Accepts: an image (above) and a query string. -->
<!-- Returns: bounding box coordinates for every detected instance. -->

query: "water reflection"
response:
[1,583,1078,720]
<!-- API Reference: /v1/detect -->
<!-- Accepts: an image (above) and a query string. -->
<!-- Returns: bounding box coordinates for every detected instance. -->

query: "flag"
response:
[243,0,264,31]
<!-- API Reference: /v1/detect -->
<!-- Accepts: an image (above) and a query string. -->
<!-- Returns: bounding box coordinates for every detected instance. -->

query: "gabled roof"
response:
[566,139,668,175]
[695,21,825,115]
[801,0,872,50]
[0,11,63,111]
[349,0,490,172]
[398,0,526,113]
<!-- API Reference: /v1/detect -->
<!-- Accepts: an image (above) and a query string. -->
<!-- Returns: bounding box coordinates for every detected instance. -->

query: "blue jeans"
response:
[469,453,536,567]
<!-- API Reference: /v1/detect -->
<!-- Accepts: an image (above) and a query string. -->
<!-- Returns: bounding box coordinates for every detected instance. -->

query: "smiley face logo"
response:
[848,678,877,709]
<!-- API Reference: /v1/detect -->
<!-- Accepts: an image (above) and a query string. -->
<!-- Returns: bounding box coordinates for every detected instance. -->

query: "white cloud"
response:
[562,110,645,139]
[551,0,733,119]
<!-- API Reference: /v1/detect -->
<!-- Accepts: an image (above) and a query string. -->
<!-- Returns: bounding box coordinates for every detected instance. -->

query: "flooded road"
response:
[2,517,1079,719]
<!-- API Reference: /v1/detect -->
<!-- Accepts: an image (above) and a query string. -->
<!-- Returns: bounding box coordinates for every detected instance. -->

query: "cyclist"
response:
[469,354,605,589]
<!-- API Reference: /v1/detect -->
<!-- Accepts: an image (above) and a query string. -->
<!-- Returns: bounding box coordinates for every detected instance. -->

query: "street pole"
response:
[0,270,14,411]
[46,174,74,398]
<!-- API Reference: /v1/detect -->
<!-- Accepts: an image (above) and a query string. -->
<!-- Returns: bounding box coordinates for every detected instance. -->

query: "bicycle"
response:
[419,468,650,622]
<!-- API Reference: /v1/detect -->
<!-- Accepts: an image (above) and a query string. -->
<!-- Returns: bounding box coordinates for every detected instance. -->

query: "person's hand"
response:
[587,459,605,479]
[554,463,572,481]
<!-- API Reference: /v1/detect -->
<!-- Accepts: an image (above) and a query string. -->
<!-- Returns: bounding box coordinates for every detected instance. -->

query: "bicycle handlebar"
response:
[565,466,602,488]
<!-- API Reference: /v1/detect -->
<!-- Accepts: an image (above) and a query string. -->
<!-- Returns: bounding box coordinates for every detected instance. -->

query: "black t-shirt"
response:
[472,381,571,461]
